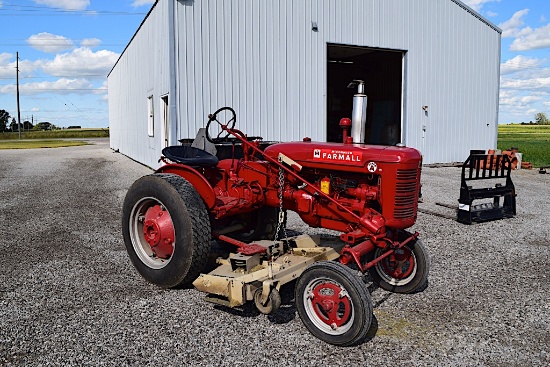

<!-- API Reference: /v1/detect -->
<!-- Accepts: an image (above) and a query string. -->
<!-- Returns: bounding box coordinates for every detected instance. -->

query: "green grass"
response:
[0,140,88,149]
[498,125,550,168]
[0,128,109,140]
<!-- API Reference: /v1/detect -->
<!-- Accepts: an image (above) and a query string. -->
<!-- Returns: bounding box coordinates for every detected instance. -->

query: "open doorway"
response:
[327,44,404,145]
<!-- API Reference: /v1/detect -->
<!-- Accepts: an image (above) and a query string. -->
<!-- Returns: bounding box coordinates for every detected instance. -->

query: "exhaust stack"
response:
[347,80,367,144]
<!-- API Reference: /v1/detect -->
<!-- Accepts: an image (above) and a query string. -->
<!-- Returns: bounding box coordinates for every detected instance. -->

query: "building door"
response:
[161,95,170,148]
[327,44,404,145]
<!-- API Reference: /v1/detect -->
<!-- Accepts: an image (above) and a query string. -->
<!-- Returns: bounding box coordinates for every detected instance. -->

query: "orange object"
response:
[521,162,533,169]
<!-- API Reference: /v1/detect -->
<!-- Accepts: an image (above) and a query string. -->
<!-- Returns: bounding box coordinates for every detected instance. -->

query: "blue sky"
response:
[0,0,549,128]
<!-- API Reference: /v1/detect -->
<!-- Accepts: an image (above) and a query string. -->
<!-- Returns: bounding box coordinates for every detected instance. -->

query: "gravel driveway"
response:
[1,139,548,366]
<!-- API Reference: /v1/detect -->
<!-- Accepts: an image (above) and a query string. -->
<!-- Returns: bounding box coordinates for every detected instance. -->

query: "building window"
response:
[147,95,154,137]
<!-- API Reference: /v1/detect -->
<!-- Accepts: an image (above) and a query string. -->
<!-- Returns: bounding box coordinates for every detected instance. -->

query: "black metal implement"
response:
[457,154,516,224]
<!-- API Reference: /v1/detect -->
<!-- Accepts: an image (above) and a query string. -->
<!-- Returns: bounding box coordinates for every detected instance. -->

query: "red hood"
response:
[264,141,421,168]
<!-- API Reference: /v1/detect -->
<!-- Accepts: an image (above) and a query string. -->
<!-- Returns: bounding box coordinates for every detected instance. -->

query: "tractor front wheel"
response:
[122,174,211,288]
[368,238,430,294]
[295,261,372,346]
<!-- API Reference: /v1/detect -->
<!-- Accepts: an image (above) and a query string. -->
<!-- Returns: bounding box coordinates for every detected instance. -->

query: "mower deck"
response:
[193,235,344,308]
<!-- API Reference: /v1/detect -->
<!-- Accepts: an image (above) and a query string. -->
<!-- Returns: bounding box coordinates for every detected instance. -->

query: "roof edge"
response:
[451,0,502,34]
[108,0,160,78]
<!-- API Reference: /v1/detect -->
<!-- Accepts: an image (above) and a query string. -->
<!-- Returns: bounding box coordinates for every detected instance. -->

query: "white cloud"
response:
[80,38,101,48]
[0,78,93,96]
[38,47,120,78]
[520,96,542,104]
[461,0,500,12]
[34,0,89,11]
[510,23,550,51]
[486,11,498,18]
[501,76,550,92]
[0,52,11,64]
[27,32,74,53]
[501,55,542,75]
[131,0,155,7]
[0,53,42,80]
[499,9,529,38]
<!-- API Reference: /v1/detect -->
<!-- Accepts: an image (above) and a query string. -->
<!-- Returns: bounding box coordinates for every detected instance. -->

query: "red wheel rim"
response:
[380,247,415,279]
[310,281,352,328]
[142,204,175,259]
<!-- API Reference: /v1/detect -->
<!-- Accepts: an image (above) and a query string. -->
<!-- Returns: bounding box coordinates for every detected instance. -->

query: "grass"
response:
[0,128,109,140]
[497,124,550,168]
[0,140,88,149]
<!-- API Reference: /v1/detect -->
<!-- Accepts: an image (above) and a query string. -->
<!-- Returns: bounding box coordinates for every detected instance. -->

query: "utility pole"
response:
[16,52,21,140]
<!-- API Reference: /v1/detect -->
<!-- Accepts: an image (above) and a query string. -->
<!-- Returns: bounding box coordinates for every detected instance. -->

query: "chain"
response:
[273,162,287,243]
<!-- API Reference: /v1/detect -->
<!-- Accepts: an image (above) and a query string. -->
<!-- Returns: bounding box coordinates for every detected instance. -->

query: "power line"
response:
[0,3,147,16]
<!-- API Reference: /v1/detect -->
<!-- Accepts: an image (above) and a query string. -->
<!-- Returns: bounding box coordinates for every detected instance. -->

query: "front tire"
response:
[368,238,430,294]
[295,261,373,346]
[122,174,211,288]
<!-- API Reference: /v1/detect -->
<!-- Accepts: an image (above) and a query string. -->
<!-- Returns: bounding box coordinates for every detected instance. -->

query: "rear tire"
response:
[122,174,211,288]
[295,261,372,346]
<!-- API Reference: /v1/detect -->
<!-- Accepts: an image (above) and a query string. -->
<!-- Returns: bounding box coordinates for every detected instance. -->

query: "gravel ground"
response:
[0,139,548,366]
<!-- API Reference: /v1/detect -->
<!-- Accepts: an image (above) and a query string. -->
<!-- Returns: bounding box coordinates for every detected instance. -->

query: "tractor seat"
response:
[162,145,219,167]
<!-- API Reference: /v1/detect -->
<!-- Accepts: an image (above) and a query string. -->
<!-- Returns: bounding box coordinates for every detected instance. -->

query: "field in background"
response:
[0,140,88,149]
[0,128,109,140]
[498,125,550,168]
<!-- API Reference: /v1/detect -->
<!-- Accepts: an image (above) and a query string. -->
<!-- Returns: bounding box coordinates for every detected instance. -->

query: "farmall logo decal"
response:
[313,149,362,163]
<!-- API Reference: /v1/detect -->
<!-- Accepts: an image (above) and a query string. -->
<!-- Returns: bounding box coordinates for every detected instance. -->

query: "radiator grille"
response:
[394,169,419,219]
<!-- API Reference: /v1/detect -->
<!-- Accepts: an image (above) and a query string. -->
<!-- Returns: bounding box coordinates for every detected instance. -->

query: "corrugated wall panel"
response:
[173,0,499,165]
[108,1,170,168]
[110,0,500,167]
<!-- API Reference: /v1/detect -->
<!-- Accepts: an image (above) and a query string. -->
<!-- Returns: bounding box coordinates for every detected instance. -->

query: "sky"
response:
[0,0,549,128]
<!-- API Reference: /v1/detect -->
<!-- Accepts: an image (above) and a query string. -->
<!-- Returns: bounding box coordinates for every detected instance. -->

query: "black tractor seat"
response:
[162,145,219,167]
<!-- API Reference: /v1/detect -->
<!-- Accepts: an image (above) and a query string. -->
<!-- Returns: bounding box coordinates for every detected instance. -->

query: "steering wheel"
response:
[206,107,237,144]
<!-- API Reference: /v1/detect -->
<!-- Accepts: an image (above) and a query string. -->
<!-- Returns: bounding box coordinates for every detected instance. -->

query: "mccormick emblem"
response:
[313,149,362,164]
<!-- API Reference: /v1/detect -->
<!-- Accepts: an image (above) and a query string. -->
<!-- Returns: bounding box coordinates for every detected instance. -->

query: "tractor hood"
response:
[264,141,421,169]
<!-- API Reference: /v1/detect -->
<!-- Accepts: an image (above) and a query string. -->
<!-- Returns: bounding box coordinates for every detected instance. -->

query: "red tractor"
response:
[122,106,429,346]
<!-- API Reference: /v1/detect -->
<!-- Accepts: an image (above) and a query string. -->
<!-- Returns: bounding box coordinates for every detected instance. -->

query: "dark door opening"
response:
[327,44,404,145]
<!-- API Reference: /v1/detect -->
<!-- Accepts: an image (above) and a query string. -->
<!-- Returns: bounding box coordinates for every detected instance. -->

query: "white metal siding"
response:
[108,1,170,168]
[109,0,500,167]
[173,0,500,164]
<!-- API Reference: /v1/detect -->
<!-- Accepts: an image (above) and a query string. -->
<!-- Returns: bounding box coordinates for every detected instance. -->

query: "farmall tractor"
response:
[122,83,429,346]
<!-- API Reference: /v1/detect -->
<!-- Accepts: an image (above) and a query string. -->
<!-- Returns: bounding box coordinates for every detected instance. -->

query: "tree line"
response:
[0,109,58,132]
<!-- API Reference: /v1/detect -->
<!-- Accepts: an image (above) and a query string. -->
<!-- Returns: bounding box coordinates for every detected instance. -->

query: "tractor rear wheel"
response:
[122,174,211,288]
[295,261,372,346]
[368,238,429,294]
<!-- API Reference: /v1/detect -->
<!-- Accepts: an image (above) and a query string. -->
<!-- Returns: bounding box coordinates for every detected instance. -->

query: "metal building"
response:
[108,0,501,168]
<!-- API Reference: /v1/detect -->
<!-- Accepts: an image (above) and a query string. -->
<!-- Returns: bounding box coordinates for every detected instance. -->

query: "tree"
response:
[534,112,550,125]
[23,120,33,130]
[35,122,53,131]
[10,118,20,132]
[0,109,10,132]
